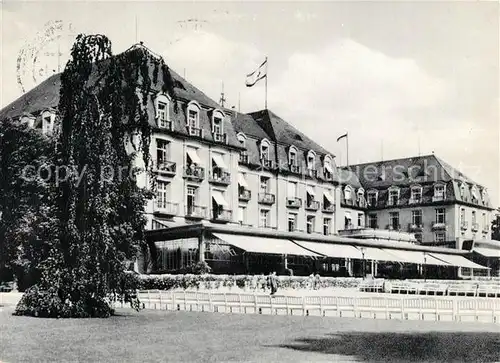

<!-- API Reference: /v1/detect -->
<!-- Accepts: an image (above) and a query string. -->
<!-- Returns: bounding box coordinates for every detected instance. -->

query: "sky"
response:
[1,1,499,206]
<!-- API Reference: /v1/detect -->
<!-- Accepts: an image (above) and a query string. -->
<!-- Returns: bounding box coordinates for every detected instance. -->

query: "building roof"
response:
[337,167,362,188]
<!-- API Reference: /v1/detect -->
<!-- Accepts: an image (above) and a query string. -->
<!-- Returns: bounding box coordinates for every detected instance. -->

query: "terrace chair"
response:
[255,294,272,315]
[303,296,322,316]
[457,298,500,323]
[239,294,257,314]
[477,284,500,298]
[336,296,356,318]
[286,296,305,316]
[447,283,477,297]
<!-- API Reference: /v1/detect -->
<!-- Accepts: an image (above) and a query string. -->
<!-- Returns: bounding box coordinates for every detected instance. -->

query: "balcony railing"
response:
[212,208,232,222]
[386,224,401,231]
[460,221,468,230]
[471,222,479,232]
[409,197,422,205]
[154,161,176,176]
[183,165,205,181]
[408,223,424,232]
[154,201,179,215]
[185,205,207,219]
[238,189,251,202]
[286,197,302,208]
[289,164,301,174]
[209,170,231,185]
[432,195,446,202]
[432,221,447,231]
[188,126,203,138]
[322,203,335,213]
[305,200,320,211]
[213,132,228,144]
[261,158,275,169]
[258,192,275,205]
[239,153,249,164]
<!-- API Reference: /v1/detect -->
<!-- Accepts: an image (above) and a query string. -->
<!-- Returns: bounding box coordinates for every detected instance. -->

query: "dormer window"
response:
[237,133,246,147]
[357,188,366,207]
[212,110,225,142]
[260,139,270,161]
[20,114,35,128]
[434,184,445,200]
[41,110,55,135]
[367,190,378,207]
[471,186,479,203]
[481,189,488,204]
[388,187,400,206]
[410,185,423,204]
[306,150,316,170]
[460,183,466,199]
[344,185,353,201]
[323,155,334,180]
[155,94,170,129]
[289,146,298,166]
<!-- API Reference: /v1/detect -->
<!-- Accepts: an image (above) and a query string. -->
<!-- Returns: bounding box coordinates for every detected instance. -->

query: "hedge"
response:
[135,274,362,291]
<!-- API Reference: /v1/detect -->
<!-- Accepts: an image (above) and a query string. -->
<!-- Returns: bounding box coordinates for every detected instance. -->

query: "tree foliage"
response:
[14,34,175,318]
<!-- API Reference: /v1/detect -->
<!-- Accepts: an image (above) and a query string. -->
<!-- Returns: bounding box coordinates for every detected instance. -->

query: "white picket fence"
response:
[129,290,500,324]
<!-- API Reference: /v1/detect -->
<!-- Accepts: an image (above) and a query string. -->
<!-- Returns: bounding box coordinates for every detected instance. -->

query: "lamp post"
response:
[360,247,366,279]
[423,252,427,282]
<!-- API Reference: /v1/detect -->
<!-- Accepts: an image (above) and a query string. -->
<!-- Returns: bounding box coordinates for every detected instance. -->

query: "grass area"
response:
[1,307,500,362]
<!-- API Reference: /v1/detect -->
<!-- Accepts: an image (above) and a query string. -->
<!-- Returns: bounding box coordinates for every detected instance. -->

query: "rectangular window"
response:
[289,152,297,166]
[389,190,399,205]
[389,212,399,230]
[436,208,446,224]
[367,192,377,207]
[412,210,422,226]
[472,210,476,224]
[357,213,364,227]
[259,209,270,228]
[368,214,378,229]
[306,215,315,234]
[435,231,446,242]
[157,101,168,127]
[213,117,223,134]
[188,109,198,128]
[260,176,270,193]
[156,181,169,209]
[411,187,422,203]
[156,139,169,164]
[482,213,487,231]
[288,213,297,232]
[460,208,466,224]
[261,145,269,161]
[435,185,445,198]
[323,218,331,235]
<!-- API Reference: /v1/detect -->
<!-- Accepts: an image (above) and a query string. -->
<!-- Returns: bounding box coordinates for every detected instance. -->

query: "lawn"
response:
[1,306,500,362]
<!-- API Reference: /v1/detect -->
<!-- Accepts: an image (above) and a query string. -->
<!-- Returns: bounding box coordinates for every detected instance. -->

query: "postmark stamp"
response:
[16,20,77,93]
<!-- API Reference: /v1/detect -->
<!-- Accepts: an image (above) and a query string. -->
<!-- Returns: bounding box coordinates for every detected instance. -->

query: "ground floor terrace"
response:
[145,222,499,279]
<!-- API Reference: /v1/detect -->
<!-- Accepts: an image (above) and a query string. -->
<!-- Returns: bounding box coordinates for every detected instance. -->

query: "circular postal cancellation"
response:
[17,20,78,93]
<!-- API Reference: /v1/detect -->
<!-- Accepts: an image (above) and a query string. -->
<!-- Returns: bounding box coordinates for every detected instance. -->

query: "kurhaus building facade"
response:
[1,44,497,277]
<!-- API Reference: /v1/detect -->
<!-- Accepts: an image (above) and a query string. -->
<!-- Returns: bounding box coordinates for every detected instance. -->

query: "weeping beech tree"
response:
[15,34,176,318]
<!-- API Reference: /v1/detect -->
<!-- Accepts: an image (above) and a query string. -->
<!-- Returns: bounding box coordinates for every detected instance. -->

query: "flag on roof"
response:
[337,133,348,142]
[245,58,267,87]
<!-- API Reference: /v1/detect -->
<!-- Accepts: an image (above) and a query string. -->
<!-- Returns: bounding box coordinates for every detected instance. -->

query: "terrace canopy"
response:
[428,253,489,269]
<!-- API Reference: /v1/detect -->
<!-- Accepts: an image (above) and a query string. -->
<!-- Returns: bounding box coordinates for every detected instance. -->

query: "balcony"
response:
[209,170,231,185]
[239,152,249,164]
[289,164,302,174]
[460,221,468,230]
[183,165,205,181]
[286,197,302,208]
[185,205,207,219]
[322,203,335,213]
[239,189,251,202]
[188,126,203,138]
[386,224,401,231]
[154,161,176,176]
[213,132,228,144]
[471,222,479,232]
[409,197,422,205]
[305,200,320,211]
[261,158,275,169]
[432,195,446,202]
[432,221,447,231]
[408,223,424,232]
[212,208,232,223]
[258,192,275,205]
[154,201,179,216]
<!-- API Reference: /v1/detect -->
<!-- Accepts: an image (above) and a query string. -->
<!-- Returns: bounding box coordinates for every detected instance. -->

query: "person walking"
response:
[268,271,278,296]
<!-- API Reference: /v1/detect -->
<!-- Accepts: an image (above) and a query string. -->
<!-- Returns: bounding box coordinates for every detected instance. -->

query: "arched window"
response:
[212,110,224,136]
[237,132,246,147]
[323,155,334,180]
[41,110,56,135]
[344,185,353,200]
[260,139,271,161]
[288,146,298,166]
[471,185,479,202]
[20,114,35,128]
[155,94,170,128]
[186,101,200,128]
[306,150,316,170]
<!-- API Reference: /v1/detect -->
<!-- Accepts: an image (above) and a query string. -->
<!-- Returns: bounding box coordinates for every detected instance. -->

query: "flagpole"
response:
[346,132,349,167]
[264,57,268,109]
